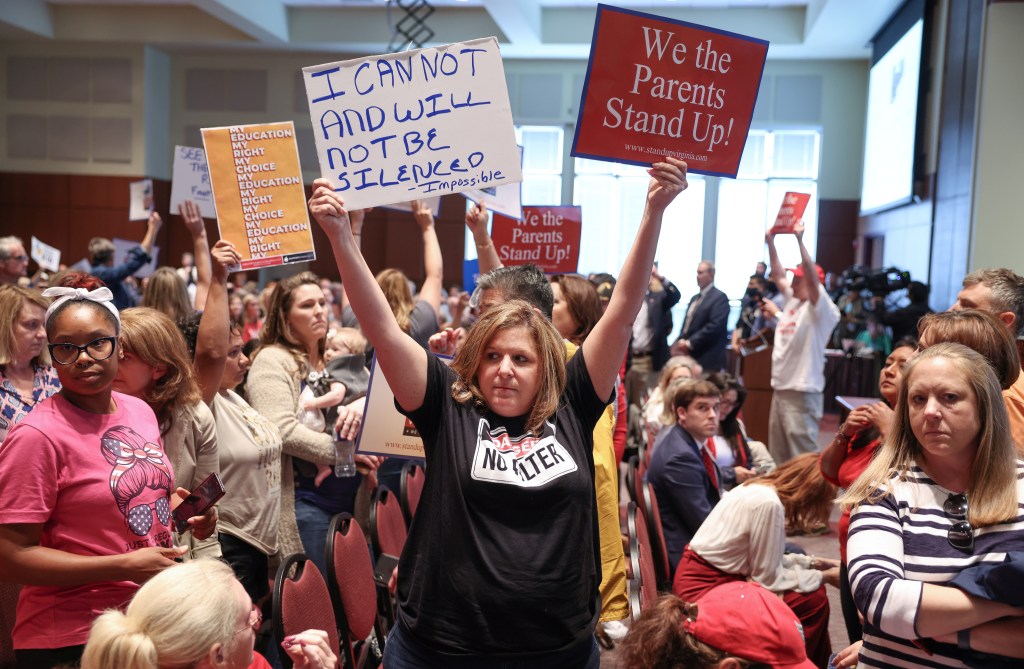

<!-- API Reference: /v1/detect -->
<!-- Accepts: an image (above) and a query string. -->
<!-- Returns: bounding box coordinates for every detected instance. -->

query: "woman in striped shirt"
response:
[842,342,1024,668]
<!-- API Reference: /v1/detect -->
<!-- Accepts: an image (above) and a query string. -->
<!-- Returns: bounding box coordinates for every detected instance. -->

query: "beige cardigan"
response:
[246,345,336,559]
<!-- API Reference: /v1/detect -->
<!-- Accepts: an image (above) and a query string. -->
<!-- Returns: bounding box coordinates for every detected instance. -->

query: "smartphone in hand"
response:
[372,553,400,588]
[171,472,226,534]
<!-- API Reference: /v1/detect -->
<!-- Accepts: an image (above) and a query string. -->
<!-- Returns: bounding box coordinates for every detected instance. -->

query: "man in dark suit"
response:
[672,260,730,372]
[625,265,680,408]
[647,379,722,573]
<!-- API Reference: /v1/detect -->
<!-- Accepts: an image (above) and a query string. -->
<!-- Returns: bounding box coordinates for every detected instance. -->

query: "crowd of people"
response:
[1,154,1023,669]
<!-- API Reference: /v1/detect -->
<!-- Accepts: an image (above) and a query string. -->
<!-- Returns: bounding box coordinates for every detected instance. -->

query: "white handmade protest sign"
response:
[355,353,454,459]
[462,144,523,220]
[128,179,154,221]
[30,236,61,272]
[112,238,159,279]
[169,146,217,219]
[302,37,522,210]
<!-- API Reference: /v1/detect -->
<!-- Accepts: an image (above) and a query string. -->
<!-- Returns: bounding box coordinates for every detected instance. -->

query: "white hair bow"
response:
[42,286,121,329]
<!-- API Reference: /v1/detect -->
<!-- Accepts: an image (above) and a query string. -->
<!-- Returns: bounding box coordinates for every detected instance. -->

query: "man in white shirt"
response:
[762,222,840,463]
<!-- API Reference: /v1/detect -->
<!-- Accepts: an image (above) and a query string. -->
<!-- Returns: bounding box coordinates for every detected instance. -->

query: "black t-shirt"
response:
[395,350,607,655]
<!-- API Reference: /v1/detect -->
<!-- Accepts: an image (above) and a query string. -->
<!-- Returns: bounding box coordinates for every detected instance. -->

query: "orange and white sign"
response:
[202,121,315,270]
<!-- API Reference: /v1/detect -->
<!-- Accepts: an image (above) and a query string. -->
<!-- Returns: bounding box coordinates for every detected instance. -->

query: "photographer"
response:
[871,279,932,342]
[731,274,784,354]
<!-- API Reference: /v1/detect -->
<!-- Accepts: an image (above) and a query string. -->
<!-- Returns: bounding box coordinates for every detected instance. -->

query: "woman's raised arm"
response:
[581,158,688,401]
[194,240,241,406]
[308,180,428,412]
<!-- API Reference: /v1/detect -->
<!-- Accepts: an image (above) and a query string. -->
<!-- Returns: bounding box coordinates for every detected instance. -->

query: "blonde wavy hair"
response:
[81,560,244,669]
[256,272,326,377]
[839,343,1019,527]
[119,308,202,433]
[0,285,50,366]
[141,267,192,324]
[748,453,836,533]
[451,300,566,434]
[376,268,415,333]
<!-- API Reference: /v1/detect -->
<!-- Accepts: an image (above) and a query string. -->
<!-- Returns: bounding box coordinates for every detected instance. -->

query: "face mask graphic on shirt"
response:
[470,418,577,488]
[99,425,173,537]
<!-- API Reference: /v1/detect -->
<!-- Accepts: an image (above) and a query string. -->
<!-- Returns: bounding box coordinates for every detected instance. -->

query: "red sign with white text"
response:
[770,192,811,234]
[491,206,582,274]
[572,4,768,178]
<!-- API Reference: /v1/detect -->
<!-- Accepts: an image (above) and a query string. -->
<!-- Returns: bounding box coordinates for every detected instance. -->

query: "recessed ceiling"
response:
[2,0,901,60]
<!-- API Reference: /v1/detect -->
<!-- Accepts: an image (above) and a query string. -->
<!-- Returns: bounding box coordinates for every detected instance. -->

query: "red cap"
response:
[788,264,826,284]
[682,582,816,669]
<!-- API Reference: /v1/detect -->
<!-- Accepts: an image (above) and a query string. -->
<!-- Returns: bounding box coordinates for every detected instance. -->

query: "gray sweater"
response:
[245,345,335,559]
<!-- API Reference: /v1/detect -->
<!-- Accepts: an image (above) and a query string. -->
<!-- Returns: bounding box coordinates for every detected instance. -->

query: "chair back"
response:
[626,502,658,615]
[369,485,407,558]
[625,455,638,504]
[641,481,672,589]
[399,461,425,525]
[630,455,646,508]
[273,553,341,669]
[327,513,382,667]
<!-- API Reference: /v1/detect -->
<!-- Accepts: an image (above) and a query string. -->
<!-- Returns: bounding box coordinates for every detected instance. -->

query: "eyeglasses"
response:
[48,336,117,365]
[943,492,974,552]
[2,255,28,262]
[235,603,262,635]
[127,497,171,536]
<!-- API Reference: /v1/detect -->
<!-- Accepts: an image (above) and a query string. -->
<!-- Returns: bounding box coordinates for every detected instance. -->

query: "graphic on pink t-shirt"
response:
[99,425,173,536]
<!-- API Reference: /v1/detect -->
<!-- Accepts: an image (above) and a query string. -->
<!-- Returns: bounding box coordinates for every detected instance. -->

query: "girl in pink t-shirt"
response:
[0,278,208,668]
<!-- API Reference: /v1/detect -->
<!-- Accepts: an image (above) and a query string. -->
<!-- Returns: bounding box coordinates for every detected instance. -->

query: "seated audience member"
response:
[647,379,723,573]
[853,314,892,355]
[919,308,1021,390]
[0,285,59,444]
[641,355,700,443]
[819,338,915,643]
[673,453,838,667]
[0,237,29,286]
[950,268,1024,451]
[241,294,263,343]
[308,158,688,666]
[0,276,204,669]
[705,372,775,490]
[843,343,1024,666]
[617,582,816,669]
[81,559,336,669]
[88,211,162,310]
[229,293,244,329]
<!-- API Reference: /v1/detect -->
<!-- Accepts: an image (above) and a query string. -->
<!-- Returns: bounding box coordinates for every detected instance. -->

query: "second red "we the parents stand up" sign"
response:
[573,4,768,178]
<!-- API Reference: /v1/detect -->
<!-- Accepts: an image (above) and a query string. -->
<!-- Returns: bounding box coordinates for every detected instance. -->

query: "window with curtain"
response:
[714,129,821,302]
